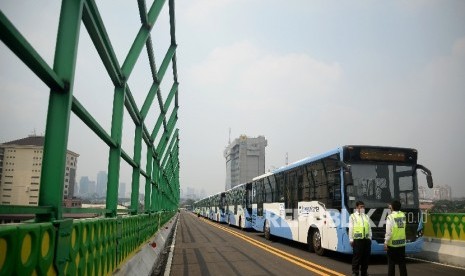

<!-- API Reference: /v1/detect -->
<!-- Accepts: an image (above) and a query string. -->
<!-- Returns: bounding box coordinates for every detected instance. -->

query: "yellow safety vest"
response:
[388,211,406,247]
[351,213,370,239]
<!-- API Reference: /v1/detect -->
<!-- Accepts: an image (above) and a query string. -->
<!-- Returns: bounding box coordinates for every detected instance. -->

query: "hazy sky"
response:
[1,1,464,199]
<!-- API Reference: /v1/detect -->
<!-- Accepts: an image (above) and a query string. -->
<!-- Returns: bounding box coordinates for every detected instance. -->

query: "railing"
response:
[0,0,180,274]
[423,213,465,241]
[0,211,175,275]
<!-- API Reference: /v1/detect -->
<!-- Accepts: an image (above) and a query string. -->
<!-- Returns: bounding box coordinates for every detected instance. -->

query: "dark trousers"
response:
[387,246,407,276]
[352,239,371,276]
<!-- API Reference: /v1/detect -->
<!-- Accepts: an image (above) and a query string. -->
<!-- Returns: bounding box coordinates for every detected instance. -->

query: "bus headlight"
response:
[417,229,423,237]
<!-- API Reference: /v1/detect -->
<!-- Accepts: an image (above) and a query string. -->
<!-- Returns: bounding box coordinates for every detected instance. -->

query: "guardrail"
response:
[0,211,175,275]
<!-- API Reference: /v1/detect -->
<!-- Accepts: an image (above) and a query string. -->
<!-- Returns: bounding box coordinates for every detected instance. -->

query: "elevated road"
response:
[167,210,464,276]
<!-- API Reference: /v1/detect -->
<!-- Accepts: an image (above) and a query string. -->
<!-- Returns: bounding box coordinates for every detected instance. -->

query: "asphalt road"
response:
[168,211,464,276]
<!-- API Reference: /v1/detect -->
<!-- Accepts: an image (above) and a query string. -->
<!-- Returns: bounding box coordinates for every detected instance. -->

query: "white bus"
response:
[210,192,227,223]
[252,145,433,255]
[225,182,253,229]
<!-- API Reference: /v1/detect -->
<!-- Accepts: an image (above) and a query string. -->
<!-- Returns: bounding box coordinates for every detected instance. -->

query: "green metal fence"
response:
[0,0,180,274]
[424,213,465,241]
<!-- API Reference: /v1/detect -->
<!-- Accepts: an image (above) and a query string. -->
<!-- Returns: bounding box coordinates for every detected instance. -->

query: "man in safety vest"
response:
[384,200,407,276]
[349,201,372,276]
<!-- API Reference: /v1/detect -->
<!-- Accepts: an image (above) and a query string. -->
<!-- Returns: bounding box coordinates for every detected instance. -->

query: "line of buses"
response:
[193,145,433,256]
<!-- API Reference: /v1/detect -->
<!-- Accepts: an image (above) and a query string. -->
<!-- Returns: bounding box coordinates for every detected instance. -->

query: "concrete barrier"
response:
[409,238,465,268]
[114,213,179,276]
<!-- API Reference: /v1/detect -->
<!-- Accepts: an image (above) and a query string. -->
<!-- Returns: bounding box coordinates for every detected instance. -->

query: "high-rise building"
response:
[96,171,107,198]
[432,185,452,201]
[88,181,96,195]
[0,135,79,206]
[119,182,126,198]
[79,176,91,196]
[224,135,267,191]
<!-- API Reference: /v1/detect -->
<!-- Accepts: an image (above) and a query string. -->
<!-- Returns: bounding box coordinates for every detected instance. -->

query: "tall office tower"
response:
[88,181,96,195]
[96,171,107,198]
[66,153,78,198]
[224,135,267,191]
[79,176,91,196]
[432,185,452,201]
[0,135,79,206]
[119,182,126,198]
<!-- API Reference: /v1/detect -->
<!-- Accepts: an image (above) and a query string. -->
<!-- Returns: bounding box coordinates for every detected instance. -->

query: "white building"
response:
[0,135,78,206]
[224,135,267,191]
[432,185,452,201]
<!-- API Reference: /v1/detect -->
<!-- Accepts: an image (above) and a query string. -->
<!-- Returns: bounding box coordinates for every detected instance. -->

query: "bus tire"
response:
[307,230,315,253]
[239,216,243,230]
[264,220,272,240]
[312,229,325,256]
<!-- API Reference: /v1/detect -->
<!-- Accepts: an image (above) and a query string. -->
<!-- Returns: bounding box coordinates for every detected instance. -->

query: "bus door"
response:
[285,171,299,240]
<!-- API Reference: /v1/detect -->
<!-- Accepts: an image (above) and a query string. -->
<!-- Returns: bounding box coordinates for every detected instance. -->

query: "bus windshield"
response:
[350,163,418,208]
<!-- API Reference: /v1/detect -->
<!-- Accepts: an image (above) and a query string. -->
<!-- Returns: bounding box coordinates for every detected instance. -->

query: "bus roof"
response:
[273,145,418,174]
[273,146,343,174]
[252,171,274,181]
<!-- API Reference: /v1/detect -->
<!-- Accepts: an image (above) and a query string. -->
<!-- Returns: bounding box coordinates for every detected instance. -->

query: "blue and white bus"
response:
[253,145,433,255]
[225,182,253,229]
[194,192,227,223]
[194,182,254,229]
[210,192,227,223]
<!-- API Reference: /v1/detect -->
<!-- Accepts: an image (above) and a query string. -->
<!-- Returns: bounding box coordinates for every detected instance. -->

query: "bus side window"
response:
[324,155,342,208]
[297,168,304,201]
[265,175,275,203]
[305,164,316,200]
[275,173,285,202]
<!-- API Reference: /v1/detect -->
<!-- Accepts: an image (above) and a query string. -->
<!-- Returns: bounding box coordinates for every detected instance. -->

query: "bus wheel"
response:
[312,230,325,256]
[307,230,315,252]
[264,220,272,240]
[239,217,243,230]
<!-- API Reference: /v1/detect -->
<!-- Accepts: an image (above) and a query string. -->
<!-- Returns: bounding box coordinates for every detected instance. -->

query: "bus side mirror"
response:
[340,161,353,185]
[426,175,433,189]
[416,164,433,189]
[344,171,353,186]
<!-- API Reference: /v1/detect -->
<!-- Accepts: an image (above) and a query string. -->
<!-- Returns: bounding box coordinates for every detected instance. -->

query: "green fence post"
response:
[132,125,142,214]
[106,86,126,217]
[38,0,84,222]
